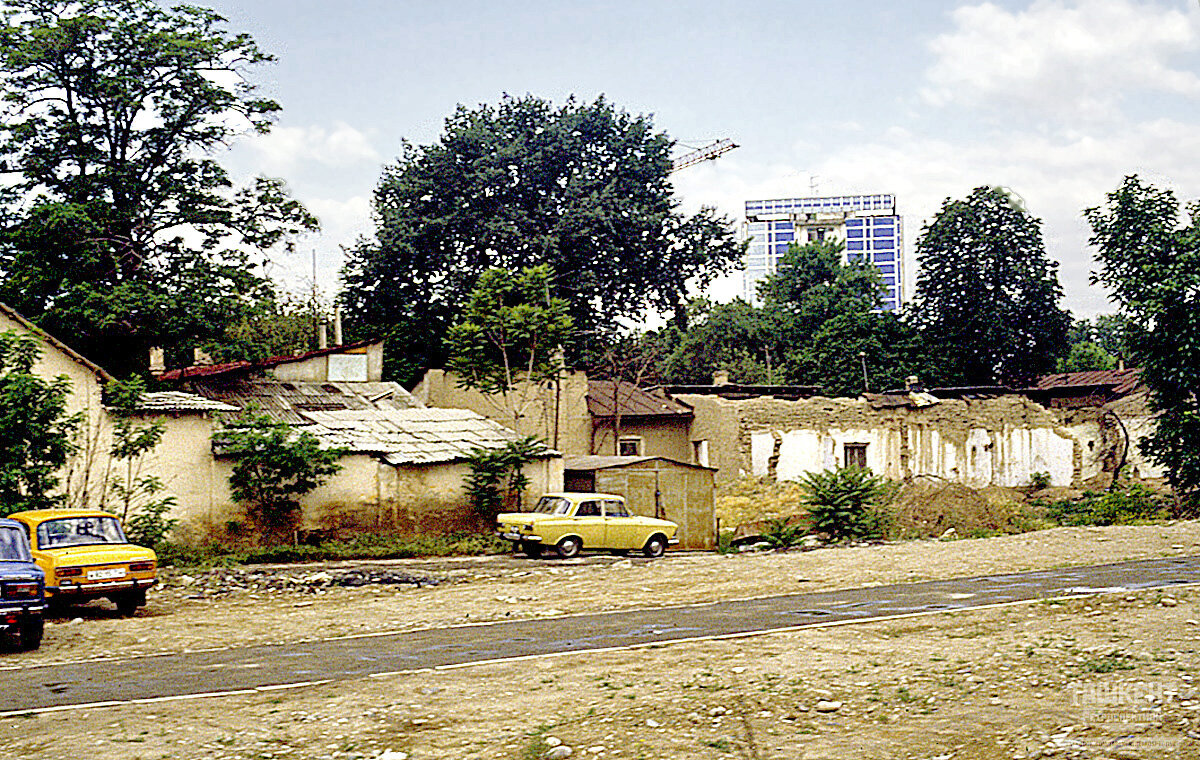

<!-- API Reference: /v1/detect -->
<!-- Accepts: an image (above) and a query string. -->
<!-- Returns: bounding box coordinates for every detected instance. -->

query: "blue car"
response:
[0,517,45,650]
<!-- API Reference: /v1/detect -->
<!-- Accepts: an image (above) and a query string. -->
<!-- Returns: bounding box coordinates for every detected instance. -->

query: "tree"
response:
[341,94,742,383]
[1086,175,1200,511]
[445,265,573,429]
[655,299,786,385]
[910,186,1070,387]
[0,331,78,515]
[221,412,344,542]
[205,291,324,363]
[1058,341,1117,373]
[0,0,317,376]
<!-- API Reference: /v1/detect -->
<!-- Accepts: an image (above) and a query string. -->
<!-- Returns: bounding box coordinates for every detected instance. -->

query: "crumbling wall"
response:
[685,393,1096,488]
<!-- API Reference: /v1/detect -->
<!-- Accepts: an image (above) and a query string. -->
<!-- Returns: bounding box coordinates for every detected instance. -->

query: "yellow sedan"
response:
[497,492,679,559]
[8,509,157,616]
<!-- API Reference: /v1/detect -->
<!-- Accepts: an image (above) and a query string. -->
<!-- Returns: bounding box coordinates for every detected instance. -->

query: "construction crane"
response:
[670,138,737,173]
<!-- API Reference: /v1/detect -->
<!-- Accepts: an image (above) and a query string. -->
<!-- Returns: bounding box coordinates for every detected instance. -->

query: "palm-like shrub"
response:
[798,466,887,542]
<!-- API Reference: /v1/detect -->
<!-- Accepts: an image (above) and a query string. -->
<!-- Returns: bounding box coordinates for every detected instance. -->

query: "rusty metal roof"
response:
[297,408,557,466]
[181,377,420,424]
[157,339,379,381]
[587,380,693,418]
[1032,368,1143,396]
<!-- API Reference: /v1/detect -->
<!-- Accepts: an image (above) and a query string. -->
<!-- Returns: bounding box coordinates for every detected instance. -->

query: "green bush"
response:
[1029,471,1051,490]
[1042,484,1170,526]
[798,466,888,542]
[762,517,807,549]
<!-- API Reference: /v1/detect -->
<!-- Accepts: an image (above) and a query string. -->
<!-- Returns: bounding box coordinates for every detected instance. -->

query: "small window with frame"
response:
[844,443,868,470]
[618,437,642,456]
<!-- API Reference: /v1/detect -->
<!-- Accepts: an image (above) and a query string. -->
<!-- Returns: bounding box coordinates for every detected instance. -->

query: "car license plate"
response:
[87,567,125,581]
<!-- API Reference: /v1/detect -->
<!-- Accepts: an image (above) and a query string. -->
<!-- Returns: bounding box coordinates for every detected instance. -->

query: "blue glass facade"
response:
[742,194,904,311]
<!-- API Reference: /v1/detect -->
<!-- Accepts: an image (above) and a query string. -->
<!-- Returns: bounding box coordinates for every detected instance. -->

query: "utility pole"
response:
[859,351,869,393]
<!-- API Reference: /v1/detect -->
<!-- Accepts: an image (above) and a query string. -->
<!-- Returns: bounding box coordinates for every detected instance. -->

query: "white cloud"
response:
[922,0,1200,120]
[245,121,382,174]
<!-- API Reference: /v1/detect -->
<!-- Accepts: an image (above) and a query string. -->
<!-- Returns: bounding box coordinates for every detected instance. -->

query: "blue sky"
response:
[207,0,1200,319]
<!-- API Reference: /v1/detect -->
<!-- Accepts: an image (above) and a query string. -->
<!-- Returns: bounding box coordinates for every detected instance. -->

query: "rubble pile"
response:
[160,566,444,598]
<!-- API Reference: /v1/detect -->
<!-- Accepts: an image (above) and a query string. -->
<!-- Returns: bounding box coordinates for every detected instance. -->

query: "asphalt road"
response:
[2,555,1197,715]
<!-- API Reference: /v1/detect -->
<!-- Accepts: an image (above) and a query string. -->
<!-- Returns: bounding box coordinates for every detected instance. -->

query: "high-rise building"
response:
[742,193,904,310]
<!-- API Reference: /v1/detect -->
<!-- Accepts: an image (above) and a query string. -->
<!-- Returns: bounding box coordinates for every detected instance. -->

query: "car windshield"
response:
[0,527,31,561]
[36,516,127,549]
[532,496,572,515]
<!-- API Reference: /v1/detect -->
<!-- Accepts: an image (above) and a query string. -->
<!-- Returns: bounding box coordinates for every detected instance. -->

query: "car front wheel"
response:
[556,536,581,559]
[643,534,667,558]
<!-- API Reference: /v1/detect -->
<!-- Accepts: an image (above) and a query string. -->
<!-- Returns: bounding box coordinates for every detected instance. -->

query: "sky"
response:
[204,0,1200,320]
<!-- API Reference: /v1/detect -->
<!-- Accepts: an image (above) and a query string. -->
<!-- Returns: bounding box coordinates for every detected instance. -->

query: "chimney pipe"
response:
[148,346,165,374]
[713,370,730,386]
[333,305,343,346]
[318,323,328,350]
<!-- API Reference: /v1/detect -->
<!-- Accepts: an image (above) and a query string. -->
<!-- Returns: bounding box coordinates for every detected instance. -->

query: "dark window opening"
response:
[844,443,868,469]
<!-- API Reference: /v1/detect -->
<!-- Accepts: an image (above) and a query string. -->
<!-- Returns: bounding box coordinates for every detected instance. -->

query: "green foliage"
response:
[1057,341,1117,373]
[1041,484,1170,526]
[798,466,888,542]
[205,292,323,363]
[911,186,1070,386]
[221,412,345,542]
[103,377,176,546]
[340,94,743,382]
[761,517,807,550]
[1029,471,1052,490]
[0,331,78,515]
[154,531,507,568]
[465,436,545,521]
[652,242,923,394]
[446,266,572,404]
[1067,315,1130,359]
[0,0,317,375]
[1086,176,1200,511]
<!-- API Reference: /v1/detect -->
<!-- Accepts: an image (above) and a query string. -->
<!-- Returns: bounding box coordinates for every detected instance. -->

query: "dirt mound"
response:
[885,477,1036,538]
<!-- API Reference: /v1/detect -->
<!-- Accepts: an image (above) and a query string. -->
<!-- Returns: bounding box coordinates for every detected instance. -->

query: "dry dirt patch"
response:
[2,522,1200,759]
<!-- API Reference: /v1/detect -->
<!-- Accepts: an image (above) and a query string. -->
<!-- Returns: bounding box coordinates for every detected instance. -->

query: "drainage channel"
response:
[1,555,1197,714]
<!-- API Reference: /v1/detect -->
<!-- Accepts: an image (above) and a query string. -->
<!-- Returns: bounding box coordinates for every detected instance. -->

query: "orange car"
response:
[8,510,157,616]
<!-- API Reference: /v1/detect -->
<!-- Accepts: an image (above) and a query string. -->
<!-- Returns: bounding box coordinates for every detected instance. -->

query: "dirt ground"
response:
[4,522,1200,759]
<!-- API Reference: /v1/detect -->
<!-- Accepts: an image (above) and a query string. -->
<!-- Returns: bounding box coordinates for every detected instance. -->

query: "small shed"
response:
[563,455,715,550]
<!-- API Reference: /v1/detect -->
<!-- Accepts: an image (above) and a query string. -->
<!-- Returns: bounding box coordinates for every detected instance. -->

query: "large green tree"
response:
[0,0,317,376]
[910,186,1070,387]
[1086,175,1200,510]
[341,94,743,383]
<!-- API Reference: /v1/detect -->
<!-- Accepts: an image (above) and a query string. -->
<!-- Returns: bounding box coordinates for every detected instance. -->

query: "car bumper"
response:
[48,577,155,596]
[0,603,45,616]
[499,532,542,543]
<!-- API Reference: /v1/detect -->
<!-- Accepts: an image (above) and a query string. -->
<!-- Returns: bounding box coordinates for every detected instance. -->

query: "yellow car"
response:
[497,492,679,559]
[8,509,157,616]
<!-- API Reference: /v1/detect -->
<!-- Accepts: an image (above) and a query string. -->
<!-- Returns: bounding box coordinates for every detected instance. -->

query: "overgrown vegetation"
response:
[1038,483,1170,526]
[221,412,345,542]
[798,466,889,542]
[155,531,507,568]
[465,437,545,521]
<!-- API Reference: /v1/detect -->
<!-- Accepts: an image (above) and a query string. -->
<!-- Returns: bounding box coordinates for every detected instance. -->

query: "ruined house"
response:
[156,344,563,537]
[674,372,1160,489]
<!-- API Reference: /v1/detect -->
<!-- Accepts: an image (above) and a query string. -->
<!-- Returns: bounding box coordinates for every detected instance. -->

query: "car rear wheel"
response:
[19,617,43,651]
[556,536,582,559]
[643,534,667,558]
[521,541,543,558]
[113,589,145,617]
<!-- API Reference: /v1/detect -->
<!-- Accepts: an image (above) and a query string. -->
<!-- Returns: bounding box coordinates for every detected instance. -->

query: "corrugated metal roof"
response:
[1033,368,1143,396]
[587,380,693,418]
[181,377,420,424]
[134,392,240,414]
[297,408,557,465]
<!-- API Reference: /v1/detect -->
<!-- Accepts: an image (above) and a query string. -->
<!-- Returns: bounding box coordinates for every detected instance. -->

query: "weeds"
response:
[155,532,508,568]
[1040,484,1169,526]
